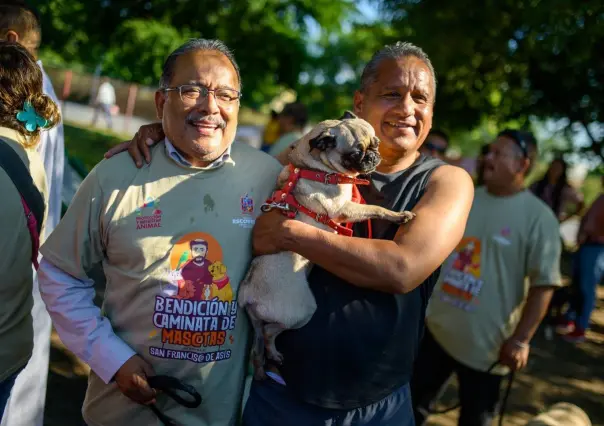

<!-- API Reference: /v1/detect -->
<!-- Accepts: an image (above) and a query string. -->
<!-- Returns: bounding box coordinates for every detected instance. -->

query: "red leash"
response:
[262,164,372,237]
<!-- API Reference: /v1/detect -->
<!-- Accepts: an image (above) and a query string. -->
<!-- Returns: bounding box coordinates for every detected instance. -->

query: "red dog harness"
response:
[262,164,371,237]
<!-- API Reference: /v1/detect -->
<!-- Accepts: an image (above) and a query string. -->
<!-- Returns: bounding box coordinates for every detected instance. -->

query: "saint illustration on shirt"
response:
[451,240,478,273]
[177,238,233,301]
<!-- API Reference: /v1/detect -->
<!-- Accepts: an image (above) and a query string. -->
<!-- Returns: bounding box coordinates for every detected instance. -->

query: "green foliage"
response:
[103,19,193,86]
[381,0,604,160]
[30,0,356,111]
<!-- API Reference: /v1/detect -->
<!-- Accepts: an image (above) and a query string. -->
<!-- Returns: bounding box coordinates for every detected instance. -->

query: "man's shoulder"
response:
[230,142,282,176]
[518,190,560,231]
[427,163,474,194]
[88,147,151,187]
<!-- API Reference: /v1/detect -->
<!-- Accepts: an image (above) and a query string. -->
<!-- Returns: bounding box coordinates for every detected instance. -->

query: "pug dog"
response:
[238,111,415,379]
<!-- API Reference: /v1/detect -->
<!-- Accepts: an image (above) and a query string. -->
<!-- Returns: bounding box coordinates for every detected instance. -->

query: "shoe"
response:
[555,319,575,334]
[562,328,586,343]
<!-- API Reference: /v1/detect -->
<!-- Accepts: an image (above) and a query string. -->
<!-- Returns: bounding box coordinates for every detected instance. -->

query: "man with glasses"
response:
[37,39,281,425]
[411,130,562,426]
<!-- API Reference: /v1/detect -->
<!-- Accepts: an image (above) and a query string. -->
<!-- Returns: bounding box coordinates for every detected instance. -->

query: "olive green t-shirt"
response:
[426,187,562,374]
[0,127,48,382]
[41,141,281,426]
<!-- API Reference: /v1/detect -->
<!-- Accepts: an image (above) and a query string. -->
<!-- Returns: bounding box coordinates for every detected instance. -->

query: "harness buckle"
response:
[261,201,291,213]
[324,173,337,185]
[315,213,329,224]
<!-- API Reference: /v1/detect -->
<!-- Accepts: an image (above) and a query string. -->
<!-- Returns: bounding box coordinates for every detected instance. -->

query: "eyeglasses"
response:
[162,84,241,107]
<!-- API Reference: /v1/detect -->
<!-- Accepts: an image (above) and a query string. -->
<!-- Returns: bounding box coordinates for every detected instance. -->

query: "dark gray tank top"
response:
[275,154,446,410]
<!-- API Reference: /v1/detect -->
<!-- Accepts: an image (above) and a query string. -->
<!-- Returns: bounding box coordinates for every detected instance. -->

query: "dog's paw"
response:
[395,210,416,224]
[266,348,284,365]
[253,365,267,381]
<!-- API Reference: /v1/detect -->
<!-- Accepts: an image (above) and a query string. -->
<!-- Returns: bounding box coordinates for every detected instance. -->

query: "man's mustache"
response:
[186,114,227,130]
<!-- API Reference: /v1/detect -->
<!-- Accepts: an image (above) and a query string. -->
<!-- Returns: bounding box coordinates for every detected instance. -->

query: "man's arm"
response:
[253,165,474,293]
[511,286,555,343]
[498,286,554,371]
[38,259,136,383]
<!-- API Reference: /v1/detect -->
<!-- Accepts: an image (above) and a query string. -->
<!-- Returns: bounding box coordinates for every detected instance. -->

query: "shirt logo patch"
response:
[492,227,511,245]
[232,193,256,228]
[151,232,237,364]
[240,193,254,215]
[135,196,162,230]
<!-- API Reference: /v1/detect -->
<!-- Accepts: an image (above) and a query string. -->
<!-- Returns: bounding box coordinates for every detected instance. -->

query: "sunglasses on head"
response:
[502,130,529,158]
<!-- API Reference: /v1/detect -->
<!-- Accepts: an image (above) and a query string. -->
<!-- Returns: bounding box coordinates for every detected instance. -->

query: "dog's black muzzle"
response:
[342,147,381,173]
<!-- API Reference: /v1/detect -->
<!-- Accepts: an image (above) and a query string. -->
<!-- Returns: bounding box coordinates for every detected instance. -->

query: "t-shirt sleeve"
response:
[526,208,563,287]
[40,167,105,279]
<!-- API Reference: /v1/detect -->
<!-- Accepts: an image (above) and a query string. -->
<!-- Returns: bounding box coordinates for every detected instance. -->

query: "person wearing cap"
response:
[411,129,563,426]
[267,102,308,157]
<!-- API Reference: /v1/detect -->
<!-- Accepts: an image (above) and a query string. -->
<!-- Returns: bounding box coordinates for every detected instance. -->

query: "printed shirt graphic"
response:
[426,187,562,374]
[135,196,162,229]
[40,142,282,426]
[439,237,484,312]
[151,233,238,364]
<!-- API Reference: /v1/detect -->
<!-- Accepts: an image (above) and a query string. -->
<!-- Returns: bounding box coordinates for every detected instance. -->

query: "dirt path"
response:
[44,275,604,426]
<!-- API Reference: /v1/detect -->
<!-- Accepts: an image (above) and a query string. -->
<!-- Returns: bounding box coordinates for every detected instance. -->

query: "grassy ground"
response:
[63,121,129,172]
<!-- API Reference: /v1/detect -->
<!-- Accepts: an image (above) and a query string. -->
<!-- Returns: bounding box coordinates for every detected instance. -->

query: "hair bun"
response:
[29,93,61,129]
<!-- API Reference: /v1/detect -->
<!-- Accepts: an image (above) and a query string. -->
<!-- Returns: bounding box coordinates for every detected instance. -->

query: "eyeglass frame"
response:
[160,83,242,106]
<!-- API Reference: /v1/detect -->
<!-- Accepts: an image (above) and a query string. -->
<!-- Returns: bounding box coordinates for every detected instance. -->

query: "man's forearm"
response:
[511,286,555,343]
[282,221,413,293]
[38,258,136,383]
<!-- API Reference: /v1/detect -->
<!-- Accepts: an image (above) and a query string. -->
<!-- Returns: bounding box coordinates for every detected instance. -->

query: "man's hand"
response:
[104,123,165,167]
[252,210,298,256]
[498,338,530,371]
[114,355,157,405]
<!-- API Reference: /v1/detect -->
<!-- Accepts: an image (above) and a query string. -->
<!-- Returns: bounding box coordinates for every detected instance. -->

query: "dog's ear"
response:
[339,110,357,120]
[309,131,337,151]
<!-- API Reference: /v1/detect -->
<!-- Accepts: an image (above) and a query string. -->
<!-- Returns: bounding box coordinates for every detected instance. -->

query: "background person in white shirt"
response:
[92,77,116,129]
[0,3,65,426]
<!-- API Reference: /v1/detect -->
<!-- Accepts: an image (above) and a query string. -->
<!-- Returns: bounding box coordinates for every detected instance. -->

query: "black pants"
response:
[411,329,503,426]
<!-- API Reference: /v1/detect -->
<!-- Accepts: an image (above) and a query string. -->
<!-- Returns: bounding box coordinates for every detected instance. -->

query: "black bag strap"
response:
[0,137,45,234]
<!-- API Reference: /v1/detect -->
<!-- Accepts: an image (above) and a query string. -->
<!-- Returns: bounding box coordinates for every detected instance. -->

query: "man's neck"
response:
[169,140,228,168]
[376,151,420,174]
[485,179,525,197]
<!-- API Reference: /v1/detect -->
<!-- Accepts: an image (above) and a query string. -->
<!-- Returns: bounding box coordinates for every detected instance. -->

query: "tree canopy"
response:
[29,0,604,160]
[382,0,604,159]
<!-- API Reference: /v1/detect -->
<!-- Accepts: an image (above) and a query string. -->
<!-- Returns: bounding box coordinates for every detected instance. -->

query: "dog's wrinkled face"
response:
[307,111,381,175]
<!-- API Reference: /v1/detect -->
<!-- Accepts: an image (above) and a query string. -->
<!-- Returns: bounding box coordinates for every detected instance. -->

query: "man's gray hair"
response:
[159,38,242,90]
[360,41,436,95]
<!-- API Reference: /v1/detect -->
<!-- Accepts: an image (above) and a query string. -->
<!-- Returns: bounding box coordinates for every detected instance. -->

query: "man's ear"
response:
[353,91,364,116]
[155,90,166,120]
[309,131,337,151]
[520,157,531,176]
[339,110,357,120]
[5,31,19,43]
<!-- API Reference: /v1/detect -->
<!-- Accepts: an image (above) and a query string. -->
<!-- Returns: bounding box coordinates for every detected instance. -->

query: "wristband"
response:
[513,339,530,349]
